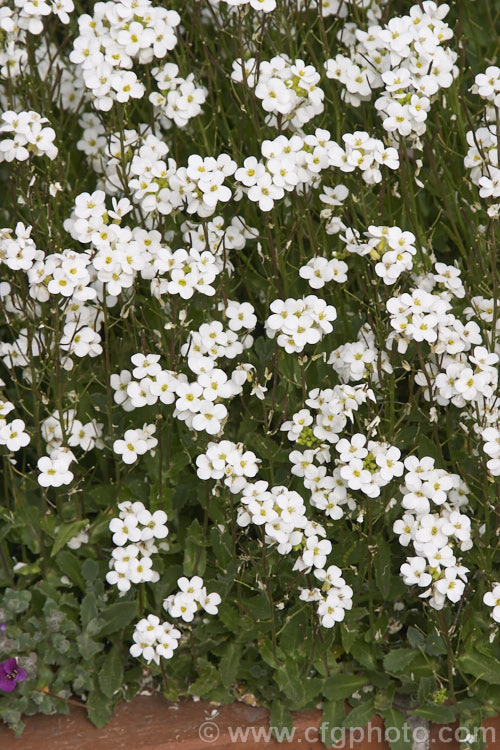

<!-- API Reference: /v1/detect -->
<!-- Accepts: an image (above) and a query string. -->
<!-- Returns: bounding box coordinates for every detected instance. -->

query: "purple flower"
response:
[0,658,27,693]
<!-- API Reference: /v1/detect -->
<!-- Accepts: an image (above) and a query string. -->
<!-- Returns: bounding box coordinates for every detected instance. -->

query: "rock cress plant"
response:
[0,0,498,744]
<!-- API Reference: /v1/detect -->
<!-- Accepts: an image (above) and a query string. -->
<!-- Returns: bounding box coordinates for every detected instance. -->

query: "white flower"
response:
[200,591,221,615]
[136,509,169,541]
[113,429,148,464]
[37,455,74,488]
[129,629,159,665]
[0,419,30,451]
[483,584,500,623]
[435,568,465,603]
[400,557,432,587]
[192,401,227,435]
[302,535,332,569]
[109,516,142,547]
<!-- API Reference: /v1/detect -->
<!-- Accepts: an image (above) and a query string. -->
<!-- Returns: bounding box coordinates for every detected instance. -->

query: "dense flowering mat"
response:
[0,0,499,745]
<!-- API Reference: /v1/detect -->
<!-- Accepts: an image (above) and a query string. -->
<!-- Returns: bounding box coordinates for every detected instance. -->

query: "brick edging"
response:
[0,695,498,749]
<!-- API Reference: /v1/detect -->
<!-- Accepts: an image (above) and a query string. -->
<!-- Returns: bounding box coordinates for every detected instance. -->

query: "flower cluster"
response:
[235,129,398,213]
[327,131,399,184]
[130,615,181,664]
[0,224,107,375]
[335,433,404,499]
[341,224,418,285]
[386,278,499,477]
[196,440,260,494]
[395,456,472,609]
[0,111,57,162]
[106,501,168,592]
[113,423,158,465]
[70,0,180,111]
[281,384,374,446]
[163,576,221,622]
[111,328,257,436]
[238,481,311,555]
[204,437,356,629]
[325,2,458,139]
[433,351,497,407]
[300,565,354,628]
[8,0,73,36]
[387,286,465,353]
[265,296,337,353]
[97,127,238,218]
[234,55,324,130]
[0,223,40,272]
[329,323,393,384]
[179,317,255,376]
[299,255,348,289]
[289,446,353,522]
[41,410,104,453]
[129,577,221,665]
[149,63,207,129]
[464,119,499,202]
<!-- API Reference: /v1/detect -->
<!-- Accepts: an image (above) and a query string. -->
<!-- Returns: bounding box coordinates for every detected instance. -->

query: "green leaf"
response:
[321,700,346,748]
[470,681,500,712]
[380,707,412,750]
[98,647,124,699]
[244,593,271,621]
[383,649,418,674]
[218,603,244,633]
[210,527,232,568]
[87,688,113,728]
[407,627,426,650]
[2,588,31,613]
[424,631,447,656]
[82,558,99,583]
[55,551,86,591]
[51,520,89,557]
[80,592,98,629]
[259,638,285,669]
[270,700,293,742]
[183,519,206,577]
[340,622,358,654]
[399,652,435,681]
[418,435,442,463]
[77,633,104,661]
[458,649,500,686]
[374,542,392,600]
[97,601,137,638]
[219,642,241,689]
[342,698,375,728]
[188,658,220,698]
[418,675,436,704]
[374,683,395,712]
[412,704,457,723]
[278,606,308,652]
[275,660,305,705]
[351,641,377,671]
[324,674,370,702]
